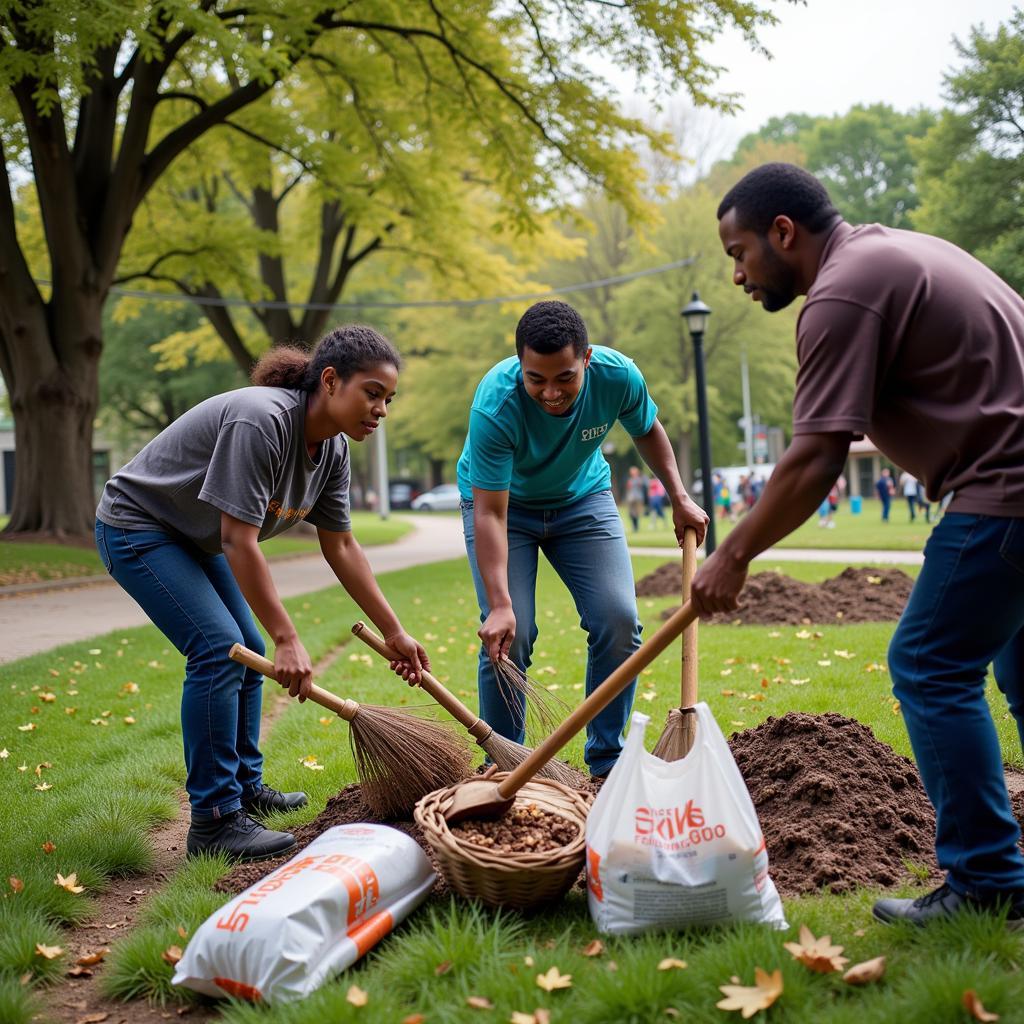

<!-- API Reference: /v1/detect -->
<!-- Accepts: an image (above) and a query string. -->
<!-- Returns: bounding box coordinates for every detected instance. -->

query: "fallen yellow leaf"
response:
[55,872,85,894]
[657,958,688,971]
[76,948,110,967]
[35,943,63,959]
[783,924,848,974]
[535,966,572,992]
[716,967,783,1018]
[161,945,183,965]
[510,1014,536,1024]
[17,723,37,731]
[467,996,494,1009]
[963,990,1000,1022]
[35,783,53,792]
[582,939,604,957]
[842,956,886,986]
[346,984,369,1007]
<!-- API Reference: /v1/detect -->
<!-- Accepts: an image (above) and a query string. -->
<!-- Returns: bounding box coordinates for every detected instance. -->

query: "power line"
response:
[39,255,698,312]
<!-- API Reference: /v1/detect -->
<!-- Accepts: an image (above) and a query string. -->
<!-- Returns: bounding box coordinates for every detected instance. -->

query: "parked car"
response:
[387,477,422,510]
[411,483,462,512]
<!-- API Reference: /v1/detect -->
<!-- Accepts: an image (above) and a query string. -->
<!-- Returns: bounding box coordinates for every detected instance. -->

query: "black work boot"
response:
[873,882,1024,930]
[187,809,297,863]
[242,784,308,819]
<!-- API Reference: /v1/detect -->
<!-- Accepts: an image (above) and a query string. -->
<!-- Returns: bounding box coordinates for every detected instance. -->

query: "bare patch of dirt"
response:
[638,565,914,625]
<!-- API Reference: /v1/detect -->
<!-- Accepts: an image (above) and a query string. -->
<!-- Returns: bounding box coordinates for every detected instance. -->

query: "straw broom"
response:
[651,527,700,760]
[229,644,472,819]
[351,623,585,788]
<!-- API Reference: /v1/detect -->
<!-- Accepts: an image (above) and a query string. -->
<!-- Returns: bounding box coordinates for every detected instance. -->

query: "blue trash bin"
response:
[850,495,863,515]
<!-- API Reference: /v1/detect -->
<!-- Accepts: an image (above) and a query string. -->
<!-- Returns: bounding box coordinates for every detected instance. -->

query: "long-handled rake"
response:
[351,622,585,788]
[652,527,700,760]
[228,644,473,819]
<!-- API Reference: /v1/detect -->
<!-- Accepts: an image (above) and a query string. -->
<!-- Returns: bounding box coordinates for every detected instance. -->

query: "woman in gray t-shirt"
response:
[95,325,428,863]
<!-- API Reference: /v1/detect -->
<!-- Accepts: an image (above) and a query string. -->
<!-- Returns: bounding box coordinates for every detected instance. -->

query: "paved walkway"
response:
[0,515,466,665]
[0,512,922,664]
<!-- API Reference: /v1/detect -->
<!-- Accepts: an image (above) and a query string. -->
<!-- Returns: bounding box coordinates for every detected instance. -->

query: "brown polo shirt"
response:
[792,221,1024,516]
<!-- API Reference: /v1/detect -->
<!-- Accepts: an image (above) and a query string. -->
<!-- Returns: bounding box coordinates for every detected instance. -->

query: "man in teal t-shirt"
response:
[457,300,708,776]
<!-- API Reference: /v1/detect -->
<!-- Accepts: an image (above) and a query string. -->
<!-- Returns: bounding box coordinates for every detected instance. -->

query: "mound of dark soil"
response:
[640,565,914,625]
[729,712,938,895]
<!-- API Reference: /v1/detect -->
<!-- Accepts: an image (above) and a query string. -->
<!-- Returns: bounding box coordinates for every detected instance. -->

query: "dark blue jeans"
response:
[888,513,1024,898]
[95,520,266,819]
[462,490,641,775]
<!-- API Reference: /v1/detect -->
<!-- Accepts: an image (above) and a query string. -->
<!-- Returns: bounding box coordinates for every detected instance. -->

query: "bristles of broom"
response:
[651,707,698,763]
[348,704,473,820]
[480,729,586,789]
[492,657,572,738]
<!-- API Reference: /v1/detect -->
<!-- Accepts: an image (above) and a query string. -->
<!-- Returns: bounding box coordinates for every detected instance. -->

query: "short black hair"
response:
[717,163,840,235]
[515,300,588,359]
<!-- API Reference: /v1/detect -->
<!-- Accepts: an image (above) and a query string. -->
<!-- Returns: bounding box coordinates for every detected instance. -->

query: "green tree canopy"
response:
[911,10,1024,291]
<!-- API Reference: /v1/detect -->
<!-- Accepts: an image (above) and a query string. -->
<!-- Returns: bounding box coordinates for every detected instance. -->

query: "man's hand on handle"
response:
[385,630,430,685]
[478,604,516,662]
[672,495,710,548]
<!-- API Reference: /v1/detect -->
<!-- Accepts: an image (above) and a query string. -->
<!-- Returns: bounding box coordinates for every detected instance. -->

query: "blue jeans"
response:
[888,513,1024,898]
[95,520,266,819]
[461,490,641,775]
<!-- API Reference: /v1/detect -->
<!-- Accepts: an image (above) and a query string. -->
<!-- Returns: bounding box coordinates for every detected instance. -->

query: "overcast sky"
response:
[607,0,1020,158]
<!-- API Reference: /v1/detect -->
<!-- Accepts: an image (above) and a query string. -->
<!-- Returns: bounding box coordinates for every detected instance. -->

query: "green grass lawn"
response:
[626,499,938,552]
[1,555,1019,1023]
[0,512,413,587]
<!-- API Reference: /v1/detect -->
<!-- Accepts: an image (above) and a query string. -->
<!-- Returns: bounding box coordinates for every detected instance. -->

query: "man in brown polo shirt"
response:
[692,162,1024,928]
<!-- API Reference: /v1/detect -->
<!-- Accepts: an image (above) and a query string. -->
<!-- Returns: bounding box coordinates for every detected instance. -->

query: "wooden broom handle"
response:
[228,643,359,721]
[681,527,699,708]
[350,622,491,740]
[496,600,699,798]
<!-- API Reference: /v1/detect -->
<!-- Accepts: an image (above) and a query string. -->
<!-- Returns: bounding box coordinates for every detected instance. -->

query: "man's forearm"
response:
[474,507,512,611]
[633,421,688,501]
[718,434,851,565]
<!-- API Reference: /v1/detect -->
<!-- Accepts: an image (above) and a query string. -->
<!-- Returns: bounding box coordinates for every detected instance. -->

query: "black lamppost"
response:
[682,291,715,554]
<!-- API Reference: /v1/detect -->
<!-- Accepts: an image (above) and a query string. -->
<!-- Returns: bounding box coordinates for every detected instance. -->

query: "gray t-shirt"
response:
[96,387,350,553]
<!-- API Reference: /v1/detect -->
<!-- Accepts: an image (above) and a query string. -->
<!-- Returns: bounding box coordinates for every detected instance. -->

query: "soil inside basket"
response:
[450,803,580,855]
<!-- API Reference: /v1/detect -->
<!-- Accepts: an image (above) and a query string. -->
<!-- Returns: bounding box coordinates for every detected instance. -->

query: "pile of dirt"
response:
[729,712,938,895]
[637,565,914,624]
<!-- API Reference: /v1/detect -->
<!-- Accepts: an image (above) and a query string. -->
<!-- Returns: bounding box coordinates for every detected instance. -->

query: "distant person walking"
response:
[900,471,920,521]
[647,476,667,526]
[624,466,647,532]
[875,467,895,522]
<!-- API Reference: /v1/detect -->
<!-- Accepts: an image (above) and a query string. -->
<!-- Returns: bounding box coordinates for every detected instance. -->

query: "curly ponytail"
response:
[250,325,401,391]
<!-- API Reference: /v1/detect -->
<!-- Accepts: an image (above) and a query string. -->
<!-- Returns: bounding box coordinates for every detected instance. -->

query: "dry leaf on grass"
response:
[467,996,494,1009]
[67,965,92,978]
[9,876,23,893]
[434,960,453,976]
[963,990,1000,1022]
[782,925,849,973]
[534,1011,550,1024]
[582,939,605,957]
[35,782,53,791]
[177,925,189,939]
[535,966,572,992]
[346,984,369,1007]
[842,956,886,986]
[41,841,56,854]
[55,872,85,894]
[401,1016,426,1024]
[76,949,110,967]
[658,958,688,971]
[510,1014,536,1024]
[716,967,783,1018]
[35,943,63,959]
[162,945,183,966]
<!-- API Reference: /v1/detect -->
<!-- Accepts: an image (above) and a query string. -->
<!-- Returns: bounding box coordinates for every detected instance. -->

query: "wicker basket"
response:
[414,774,592,911]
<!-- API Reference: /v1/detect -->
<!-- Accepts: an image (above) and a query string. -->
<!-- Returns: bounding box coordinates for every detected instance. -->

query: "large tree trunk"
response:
[3,298,102,540]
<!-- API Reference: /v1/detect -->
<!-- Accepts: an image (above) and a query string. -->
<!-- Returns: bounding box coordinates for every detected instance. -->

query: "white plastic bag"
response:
[174,823,435,1003]
[587,708,786,934]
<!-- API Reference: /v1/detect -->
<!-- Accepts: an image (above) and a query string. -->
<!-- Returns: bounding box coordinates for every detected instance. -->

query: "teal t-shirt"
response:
[456,346,658,509]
